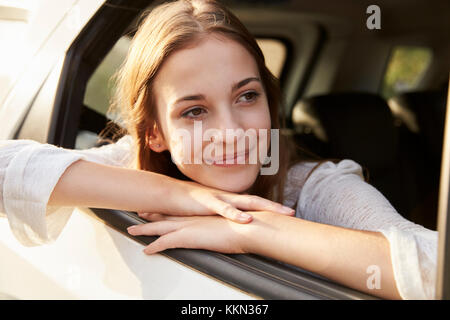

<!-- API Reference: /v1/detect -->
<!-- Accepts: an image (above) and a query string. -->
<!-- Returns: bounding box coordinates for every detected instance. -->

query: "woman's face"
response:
[151,34,271,192]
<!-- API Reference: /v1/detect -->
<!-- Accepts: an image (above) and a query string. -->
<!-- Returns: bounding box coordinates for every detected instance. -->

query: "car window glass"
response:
[84,36,131,118]
[381,46,433,99]
[256,38,287,79]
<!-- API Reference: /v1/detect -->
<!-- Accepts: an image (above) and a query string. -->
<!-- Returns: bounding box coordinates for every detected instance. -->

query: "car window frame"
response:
[90,207,377,300]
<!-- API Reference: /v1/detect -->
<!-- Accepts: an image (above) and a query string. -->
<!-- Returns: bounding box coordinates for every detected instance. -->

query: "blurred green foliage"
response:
[84,37,131,117]
[381,46,432,99]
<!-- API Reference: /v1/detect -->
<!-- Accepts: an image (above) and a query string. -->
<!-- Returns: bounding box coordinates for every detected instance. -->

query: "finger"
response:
[137,211,153,220]
[143,213,167,221]
[127,221,180,236]
[204,196,252,223]
[143,232,182,254]
[220,194,295,216]
[145,213,192,222]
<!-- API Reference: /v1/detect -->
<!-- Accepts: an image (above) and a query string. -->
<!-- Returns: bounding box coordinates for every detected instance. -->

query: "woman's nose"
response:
[211,108,244,143]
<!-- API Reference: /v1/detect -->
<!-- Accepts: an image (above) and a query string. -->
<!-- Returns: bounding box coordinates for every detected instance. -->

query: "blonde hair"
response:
[102,0,323,203]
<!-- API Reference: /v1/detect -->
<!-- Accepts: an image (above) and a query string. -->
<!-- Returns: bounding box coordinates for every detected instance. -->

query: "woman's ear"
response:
[146,123,168,153]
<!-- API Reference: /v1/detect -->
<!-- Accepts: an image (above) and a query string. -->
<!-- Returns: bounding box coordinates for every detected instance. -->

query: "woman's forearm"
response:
[243,213,402,300]
[47,160,294,223]
[48,159,173,213]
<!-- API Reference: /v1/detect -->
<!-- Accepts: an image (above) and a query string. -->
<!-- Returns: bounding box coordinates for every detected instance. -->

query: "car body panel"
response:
[0,207,255,299]
[0,0,105,139]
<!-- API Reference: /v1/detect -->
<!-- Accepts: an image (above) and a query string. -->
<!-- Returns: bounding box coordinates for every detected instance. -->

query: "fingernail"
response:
[282,206,295,215]
[127,226,137,234]
[143,248,154,255]
[239,213,252,221]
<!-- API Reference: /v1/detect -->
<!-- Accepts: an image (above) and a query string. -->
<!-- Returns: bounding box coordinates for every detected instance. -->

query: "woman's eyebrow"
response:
[231,77,261,93]
[173,94,205,107]
[172,77,261,107]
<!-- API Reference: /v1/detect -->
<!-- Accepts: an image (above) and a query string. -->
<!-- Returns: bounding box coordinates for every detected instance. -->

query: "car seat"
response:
[292,92,423,223]
[387,88,448,229]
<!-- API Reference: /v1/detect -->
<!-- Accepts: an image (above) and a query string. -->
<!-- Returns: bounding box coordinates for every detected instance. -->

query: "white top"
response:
[0,135,438,300]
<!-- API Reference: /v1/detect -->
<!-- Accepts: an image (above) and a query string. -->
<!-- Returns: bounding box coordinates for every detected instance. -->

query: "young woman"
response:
[0,0,437,300]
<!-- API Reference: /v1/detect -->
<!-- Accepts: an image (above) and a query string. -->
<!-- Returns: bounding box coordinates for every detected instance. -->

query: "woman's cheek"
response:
[242,100,271,130]
[167,129,195,165]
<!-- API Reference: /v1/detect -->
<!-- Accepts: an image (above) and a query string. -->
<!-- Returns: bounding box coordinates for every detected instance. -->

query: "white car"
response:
[0,0,449,300]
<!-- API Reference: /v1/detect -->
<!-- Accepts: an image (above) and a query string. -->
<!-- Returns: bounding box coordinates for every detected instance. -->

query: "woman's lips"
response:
[203,143,258,166]
[205,150,250,166]
[212,151,249,166]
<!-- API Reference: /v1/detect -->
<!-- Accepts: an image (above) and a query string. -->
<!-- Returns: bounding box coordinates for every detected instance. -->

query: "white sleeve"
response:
[296,159,438,300]
[0,135,135,247]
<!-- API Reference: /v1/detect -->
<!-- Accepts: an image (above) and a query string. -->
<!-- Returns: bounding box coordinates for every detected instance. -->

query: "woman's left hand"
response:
[127,212,274,255]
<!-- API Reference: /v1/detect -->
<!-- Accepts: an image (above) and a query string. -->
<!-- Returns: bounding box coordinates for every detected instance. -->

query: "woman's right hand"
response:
[139,179,295,224]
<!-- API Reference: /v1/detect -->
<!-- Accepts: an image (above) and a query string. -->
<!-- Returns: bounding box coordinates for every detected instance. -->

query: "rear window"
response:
[381,46,433,99]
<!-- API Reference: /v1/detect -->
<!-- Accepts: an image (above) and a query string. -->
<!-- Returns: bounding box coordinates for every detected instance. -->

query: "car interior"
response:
[32,0,447,298]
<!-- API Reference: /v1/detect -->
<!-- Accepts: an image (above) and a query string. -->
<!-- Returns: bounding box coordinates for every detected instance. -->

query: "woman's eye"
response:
[181,107,206,119]
[237,91,260,104]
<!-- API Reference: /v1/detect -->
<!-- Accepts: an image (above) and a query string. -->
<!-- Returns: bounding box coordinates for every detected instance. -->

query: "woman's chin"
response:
[208,179,255,193]
[181,164,260,193]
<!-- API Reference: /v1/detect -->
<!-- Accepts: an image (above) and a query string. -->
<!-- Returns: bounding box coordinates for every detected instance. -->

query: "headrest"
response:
[389,90,447,160]
[294,92,398,169]
[389,90,446,128]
